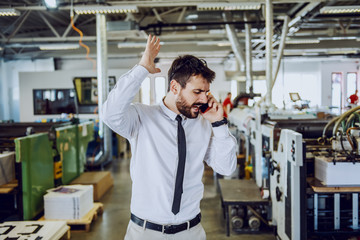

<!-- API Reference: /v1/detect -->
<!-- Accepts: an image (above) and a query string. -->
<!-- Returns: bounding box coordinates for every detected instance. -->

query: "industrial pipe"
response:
[265,0,274,106]
[273,15,290,87]
[94,13,112,167]
[321,116,340,138]
[332,105,360,137]
[244,12,253,94]
[223,12,246,72]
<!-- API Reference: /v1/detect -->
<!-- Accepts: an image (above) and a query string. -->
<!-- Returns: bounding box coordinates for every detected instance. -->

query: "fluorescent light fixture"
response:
[320,5,360,14]
[327,49,357,54]
[117,42,146,48]
[117,41,168,48]
[0,8,20,16]
[185,14,198,20]
[39,44,80,50]
[43,0,58,9]
[285,38,320,44]
[302,52,319,56]
[74,5,138,15]
[197,41,231,47]
[318,36,357,41]
[197,3,261,11]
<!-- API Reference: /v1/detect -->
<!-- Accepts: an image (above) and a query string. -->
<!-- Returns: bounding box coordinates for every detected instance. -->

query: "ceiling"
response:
[0,0,360,63]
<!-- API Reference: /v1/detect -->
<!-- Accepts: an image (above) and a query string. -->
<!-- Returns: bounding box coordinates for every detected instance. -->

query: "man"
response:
[102,35,236,240]
[222,92,233,118]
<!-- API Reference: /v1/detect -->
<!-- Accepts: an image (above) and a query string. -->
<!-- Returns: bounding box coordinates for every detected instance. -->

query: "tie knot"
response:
[176,115,182,123]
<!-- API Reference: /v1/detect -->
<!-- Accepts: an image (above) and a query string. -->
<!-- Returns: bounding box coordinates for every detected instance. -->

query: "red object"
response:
[222,97,233,118]
[237,97,249,106]
[349,94,359,104]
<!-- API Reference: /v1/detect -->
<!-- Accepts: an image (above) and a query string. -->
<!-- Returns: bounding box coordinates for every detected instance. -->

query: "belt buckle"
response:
[162,224,172,234]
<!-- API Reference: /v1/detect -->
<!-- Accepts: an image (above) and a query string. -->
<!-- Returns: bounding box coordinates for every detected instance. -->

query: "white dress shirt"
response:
[102,65,237,225]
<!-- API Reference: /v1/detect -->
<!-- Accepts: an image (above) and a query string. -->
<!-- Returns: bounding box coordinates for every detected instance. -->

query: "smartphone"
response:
[199,103,209,113]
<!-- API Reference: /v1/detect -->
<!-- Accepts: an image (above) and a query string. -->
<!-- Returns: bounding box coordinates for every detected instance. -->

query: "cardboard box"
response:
[70,171,113,201]
[0,152,15,186]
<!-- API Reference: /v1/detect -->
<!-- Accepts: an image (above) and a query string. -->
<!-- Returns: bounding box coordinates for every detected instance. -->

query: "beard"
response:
[176,91,201,119]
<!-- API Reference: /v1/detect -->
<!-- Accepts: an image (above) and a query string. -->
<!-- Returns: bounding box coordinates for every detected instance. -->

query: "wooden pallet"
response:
[0,179,18,194]
[59,227,71,240]
[40,202,104,232]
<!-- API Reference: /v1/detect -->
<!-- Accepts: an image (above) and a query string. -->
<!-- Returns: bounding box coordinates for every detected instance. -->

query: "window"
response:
[347,72,357,97]
[33,89,76,115]
[155,77,166,104]
[331,72,342,114]
[231,80,237,101]
[141,77,151,105]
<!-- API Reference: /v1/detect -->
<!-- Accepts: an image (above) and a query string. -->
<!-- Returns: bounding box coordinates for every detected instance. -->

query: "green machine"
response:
[12,121,93,220]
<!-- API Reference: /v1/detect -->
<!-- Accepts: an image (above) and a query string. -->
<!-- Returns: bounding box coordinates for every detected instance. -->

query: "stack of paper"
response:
[315,156,360,185]
[44,184,93,220]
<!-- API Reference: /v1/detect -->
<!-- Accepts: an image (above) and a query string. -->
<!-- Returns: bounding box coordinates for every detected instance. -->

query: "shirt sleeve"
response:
[102,65,149,139]
[203,125,237,176]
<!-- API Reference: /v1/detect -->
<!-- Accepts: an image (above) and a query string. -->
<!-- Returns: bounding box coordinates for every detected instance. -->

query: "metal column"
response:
[314,193,318,230]
[223,12,246,72]
[244,12,253,94]
[273,15,289,86]
[265,0,273,106]
[334,193,340,230]
[353,193,359,230]
[96,13,111,165]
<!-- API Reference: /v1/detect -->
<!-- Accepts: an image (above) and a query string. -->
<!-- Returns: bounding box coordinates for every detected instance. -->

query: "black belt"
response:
[130,213,201,234]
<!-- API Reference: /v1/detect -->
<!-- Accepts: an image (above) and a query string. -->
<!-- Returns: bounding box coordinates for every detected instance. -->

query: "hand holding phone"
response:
[200,93,224,123]
[199,103,209,113]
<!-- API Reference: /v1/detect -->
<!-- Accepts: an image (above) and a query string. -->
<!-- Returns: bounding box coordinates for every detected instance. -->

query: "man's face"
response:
[175,75,210,118]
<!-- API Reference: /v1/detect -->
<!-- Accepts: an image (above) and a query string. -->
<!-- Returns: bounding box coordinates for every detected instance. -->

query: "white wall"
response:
[273,60,322,108]
[320,60,359,107]
[251,58,360,109]
[0,58,54,121]
[19,68,130,122]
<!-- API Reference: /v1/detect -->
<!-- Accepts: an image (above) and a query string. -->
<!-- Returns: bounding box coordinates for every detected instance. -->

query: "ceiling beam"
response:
[13,0,327,11]
[177,7,187,23]
[6,10,31,43]
[38,12,60,38]
[62,14,79,38]
[152,8,163,22]
[42,10,69,26]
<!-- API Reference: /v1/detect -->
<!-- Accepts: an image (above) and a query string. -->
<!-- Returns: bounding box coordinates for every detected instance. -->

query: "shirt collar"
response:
[160,98,186,121]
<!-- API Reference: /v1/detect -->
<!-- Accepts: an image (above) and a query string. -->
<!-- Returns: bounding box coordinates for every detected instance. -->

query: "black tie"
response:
[172,115,186,215]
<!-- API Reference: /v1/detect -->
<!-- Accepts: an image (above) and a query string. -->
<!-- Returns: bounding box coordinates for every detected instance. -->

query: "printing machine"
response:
[0,120,94,221]
[229,106,360,239]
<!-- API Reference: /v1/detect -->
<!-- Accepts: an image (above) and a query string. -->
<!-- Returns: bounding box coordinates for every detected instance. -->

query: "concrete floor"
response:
[71,156,276,240]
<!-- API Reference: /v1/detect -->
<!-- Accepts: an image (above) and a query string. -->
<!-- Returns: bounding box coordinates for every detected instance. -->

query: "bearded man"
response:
[102,35,237,240]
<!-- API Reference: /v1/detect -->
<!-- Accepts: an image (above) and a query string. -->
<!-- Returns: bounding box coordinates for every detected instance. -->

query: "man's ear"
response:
[170,80,179,95]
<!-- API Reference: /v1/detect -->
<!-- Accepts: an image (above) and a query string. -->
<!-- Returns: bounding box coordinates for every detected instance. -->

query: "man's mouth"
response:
[192,104,202,112]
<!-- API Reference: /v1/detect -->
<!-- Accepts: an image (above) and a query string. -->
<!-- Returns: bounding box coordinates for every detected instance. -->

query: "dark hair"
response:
[167,55,215,91]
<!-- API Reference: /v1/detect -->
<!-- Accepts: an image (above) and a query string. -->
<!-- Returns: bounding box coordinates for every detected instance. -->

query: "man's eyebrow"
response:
[193,89,209,92]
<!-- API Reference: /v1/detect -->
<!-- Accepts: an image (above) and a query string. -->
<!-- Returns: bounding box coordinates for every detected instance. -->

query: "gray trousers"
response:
[124,220,206,240]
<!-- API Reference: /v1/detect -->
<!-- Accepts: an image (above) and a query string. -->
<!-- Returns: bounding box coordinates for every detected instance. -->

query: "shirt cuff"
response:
[212,124,230,138]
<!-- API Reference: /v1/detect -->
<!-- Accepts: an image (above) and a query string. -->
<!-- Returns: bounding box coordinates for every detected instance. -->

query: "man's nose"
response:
[199,92,208,103]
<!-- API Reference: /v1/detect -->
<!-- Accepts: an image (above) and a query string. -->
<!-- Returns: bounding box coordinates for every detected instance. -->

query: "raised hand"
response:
[139,35,161,74]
